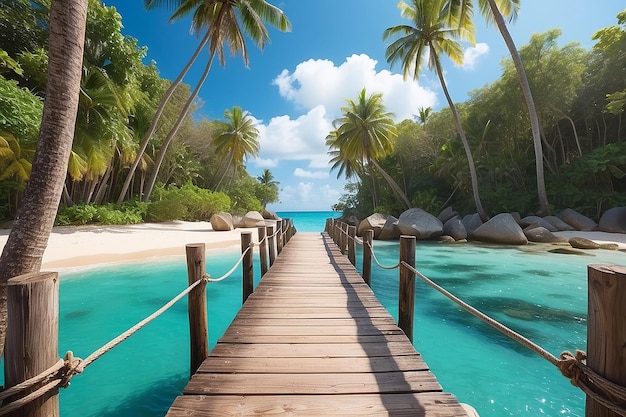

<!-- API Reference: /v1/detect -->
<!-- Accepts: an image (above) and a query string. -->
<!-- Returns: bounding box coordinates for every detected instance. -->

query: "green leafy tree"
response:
[117,0,291,203]
[331,88,410,210]
[256,168,279,208]
[384,0,487,219]
[212,106,260,191]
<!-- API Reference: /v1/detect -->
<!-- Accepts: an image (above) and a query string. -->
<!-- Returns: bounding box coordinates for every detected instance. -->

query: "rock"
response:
[397,208,443,240]
[510,212,522,224]
[519,216,558,232]
[461,213,483,236]
[568,237,600,250]
[549,247,590,256]
[378,216,401,240]
[341,215,360,227]
[438,206,458,223]
[472,213,528,245]
[543,215,575,231]
[210,212,234,231]
[599,207,626,233]
[261,209,281,220]
[439,235,456,243]
[557,208,598,231]
[240,211,266,228]
[524,227,568,244]
[358,213,388,238]
[600,243,619,250]
[442,216,467,241]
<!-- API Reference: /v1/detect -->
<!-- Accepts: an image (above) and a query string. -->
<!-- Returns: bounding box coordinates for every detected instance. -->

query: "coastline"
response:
[0,221,624,271]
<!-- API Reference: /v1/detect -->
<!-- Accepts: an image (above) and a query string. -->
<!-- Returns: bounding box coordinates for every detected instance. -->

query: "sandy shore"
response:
[0,221,261,270]
[0,221,624,271]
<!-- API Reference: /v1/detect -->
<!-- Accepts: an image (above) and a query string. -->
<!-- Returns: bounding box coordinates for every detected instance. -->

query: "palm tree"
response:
[476,0,549,215]
[116,0,291,203]
[0,0,88,353]
[256,168,279,208]
[415,106,432,126]
[332,88,411,210]
[212,106,260,191]
[384,0,489,220]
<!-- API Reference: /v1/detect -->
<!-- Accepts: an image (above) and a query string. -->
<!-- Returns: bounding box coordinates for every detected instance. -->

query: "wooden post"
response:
[333,220,340,246]
[267,225,276,266]
[276,222,284,254]
[242,231,254,302]
[5,272,59,417]
[347,225,356,266]
[282,219,288,247]
[185,244,208,376]
[341,223,349,255]
[362,229,373,287]
[398,235,416,342]
[258,226,268,276]
[586,265,626,417]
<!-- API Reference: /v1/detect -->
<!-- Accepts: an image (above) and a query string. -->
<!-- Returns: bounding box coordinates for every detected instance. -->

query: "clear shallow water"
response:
[11,211,626,416]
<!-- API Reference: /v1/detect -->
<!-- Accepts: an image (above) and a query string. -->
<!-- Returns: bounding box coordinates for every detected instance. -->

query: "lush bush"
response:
[146,183,230,222]
[56,201,147,226]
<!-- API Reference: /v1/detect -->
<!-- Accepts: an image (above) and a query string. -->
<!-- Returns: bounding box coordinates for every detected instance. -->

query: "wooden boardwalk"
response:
[167,232,469,416]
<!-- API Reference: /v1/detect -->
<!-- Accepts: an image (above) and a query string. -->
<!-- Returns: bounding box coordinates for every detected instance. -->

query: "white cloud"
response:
[254,158,278,168]
[459,43,489,70]
[272,53,437,121]
[294,168,329,179]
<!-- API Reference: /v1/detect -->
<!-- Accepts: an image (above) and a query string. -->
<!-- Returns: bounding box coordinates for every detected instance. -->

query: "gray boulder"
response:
[524,227,567,244]
[261,209,281,220]
[519,215,558,232]
[544,215,575,231]
[599,207,626,233]
[398,208,443,240]
[462,213,483,236]
[472,213,528,245]
[210,212,234,231]
[443,216,467,241]
[557,208,598,231]
[358,213,388,238]
[240,211,266,228]
[569,237,600,250]
[438,206,458,223]
[378,216,401,240]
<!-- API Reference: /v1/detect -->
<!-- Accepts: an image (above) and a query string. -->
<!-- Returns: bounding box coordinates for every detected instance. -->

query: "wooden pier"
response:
[167,232,469,416]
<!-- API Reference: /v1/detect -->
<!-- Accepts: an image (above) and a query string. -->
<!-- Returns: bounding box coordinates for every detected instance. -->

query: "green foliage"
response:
[227,175,263,214]
[55,201,148,226]
[0,76,43,141]
[146,183,230,222]
[411,189,443,214]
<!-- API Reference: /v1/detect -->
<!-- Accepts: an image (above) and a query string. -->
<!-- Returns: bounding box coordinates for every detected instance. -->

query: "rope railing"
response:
[398,260,626,417]
[1,220,296,416]
[366,241,400,270]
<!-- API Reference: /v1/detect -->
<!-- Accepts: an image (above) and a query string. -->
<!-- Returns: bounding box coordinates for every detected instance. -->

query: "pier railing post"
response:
[258,226,268,276]
[398,235,416,342]
[362,229,373,287]
[276,222,284,254]
[347,225,356,265]
[5,272,60,417]
[242,231,254,302]
[586,264,626,417]
[341,222,348,254]
[185,244,208,376]
[267,225,276,266]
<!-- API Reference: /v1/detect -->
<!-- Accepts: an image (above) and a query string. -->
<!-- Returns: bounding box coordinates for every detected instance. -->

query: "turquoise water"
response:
[18,211,626,416]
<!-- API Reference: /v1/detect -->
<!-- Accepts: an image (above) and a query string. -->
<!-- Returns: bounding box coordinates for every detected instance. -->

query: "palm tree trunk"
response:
[116,30,212,204]
[215,151,235,191]
[0,0,87,353]
[432,45,488,221]
[143,53,215,202]
[487,0,549,215]
[370,159,411,210]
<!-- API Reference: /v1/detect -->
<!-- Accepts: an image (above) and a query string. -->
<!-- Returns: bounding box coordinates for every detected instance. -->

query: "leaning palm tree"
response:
[116,0,291,203]
[475,0,549,215]
[331,88,411,210]
[212,106,260,191]
[384,0,488,220]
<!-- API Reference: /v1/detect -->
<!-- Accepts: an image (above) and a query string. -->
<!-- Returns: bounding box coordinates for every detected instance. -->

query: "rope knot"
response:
[60,351,84,388]
[558,350,586,387]
[202,272,211,283]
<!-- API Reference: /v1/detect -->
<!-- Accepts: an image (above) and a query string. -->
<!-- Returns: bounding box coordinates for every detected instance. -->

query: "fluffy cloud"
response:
[294,168,329,179]
[459,43,489,70]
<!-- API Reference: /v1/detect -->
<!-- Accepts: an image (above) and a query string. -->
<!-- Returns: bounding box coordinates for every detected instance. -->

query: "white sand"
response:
[0,221,262,270]
[0,221,624,271]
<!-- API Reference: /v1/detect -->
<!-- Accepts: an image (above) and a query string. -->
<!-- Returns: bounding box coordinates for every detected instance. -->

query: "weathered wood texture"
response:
[168,232,469,416]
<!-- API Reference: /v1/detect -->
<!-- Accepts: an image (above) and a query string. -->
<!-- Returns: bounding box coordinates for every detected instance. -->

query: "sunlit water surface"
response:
[9,211,626,416]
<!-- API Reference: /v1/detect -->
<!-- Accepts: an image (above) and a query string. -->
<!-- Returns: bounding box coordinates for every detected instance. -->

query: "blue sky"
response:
[104,0,623,212]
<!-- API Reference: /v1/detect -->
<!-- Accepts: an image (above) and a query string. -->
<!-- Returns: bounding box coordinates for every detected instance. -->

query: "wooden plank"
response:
[209,342,419,358]
[218,333,409,344]
[184,371,442,395]
[196,354,430,374]
[168,393,468,416]
[221,324,403,337]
